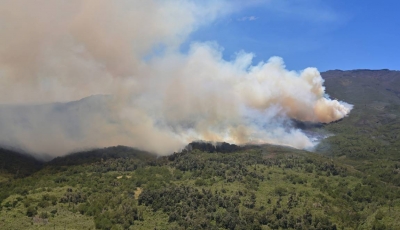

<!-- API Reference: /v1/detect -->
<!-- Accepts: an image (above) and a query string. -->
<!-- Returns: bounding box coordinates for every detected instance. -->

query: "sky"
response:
[183,0,400,72]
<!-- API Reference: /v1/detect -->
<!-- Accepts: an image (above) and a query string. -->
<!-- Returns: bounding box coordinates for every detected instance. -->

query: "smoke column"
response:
[0,0,352,157]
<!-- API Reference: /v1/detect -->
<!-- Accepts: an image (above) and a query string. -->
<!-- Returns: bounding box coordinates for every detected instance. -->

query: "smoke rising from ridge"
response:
[0,0,352,157]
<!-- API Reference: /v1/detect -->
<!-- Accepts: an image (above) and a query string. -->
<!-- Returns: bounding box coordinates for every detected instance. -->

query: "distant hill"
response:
[321,69,400,138]
[322,69,400,105]
[0,95,115,158]
[47,146,156,167]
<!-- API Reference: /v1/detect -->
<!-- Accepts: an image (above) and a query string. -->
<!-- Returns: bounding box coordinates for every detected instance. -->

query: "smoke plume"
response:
[0,0,352,157]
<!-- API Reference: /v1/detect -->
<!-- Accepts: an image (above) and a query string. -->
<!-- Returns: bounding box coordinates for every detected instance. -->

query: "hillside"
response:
[319,70,400,186]
[0,148,43,179]
[0,69,399,229]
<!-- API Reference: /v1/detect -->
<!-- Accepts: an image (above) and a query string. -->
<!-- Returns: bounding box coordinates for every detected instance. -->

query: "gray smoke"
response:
[0,0,352,157]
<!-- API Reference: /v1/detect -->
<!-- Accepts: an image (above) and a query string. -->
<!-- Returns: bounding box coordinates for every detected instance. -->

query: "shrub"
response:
[26,206,37,217]
[274,187,287,196]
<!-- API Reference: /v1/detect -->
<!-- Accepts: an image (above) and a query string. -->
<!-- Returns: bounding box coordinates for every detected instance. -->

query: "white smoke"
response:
[0,0,352,157]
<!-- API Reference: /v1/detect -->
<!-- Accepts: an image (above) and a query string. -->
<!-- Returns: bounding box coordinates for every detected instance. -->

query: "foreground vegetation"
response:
[1,143,399,229]
[1,69,400,229]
